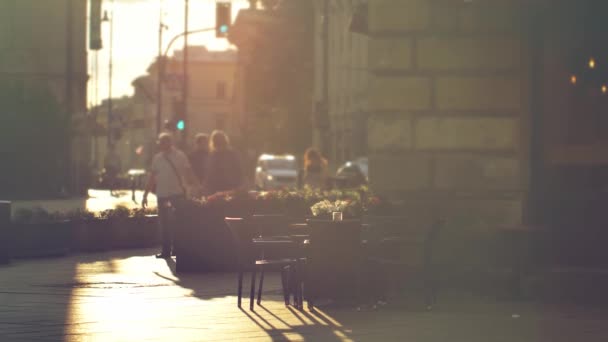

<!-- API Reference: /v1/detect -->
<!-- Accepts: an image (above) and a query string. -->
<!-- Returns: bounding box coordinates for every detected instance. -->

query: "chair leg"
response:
[296,264,304,310]
[257,267,265,305]
[237,270,244,308]
[250,266,257,311]
[281,266,290,306]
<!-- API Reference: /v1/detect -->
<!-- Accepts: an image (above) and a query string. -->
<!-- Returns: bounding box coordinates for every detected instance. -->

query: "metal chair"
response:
[225,217,299,310]
[250,214,303,306]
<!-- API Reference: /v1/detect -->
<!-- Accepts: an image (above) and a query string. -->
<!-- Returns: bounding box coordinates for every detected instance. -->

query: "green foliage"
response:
[194,188,391,219]
[0,80,68,198]
[13,207,68,224]
[131,207,158,218]
[99,205,131,220]
[65,208,97,222]
[13,205,157,224]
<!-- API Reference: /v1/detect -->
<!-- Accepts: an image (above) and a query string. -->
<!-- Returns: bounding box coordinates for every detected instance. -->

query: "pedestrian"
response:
[142,133,200,259]
[300,147,329,189]
[104,144,122,197]
[203,130,243,195]
[188,133,209,185]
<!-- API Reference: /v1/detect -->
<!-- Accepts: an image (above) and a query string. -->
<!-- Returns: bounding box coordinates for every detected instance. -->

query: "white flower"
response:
[311,199,334,217]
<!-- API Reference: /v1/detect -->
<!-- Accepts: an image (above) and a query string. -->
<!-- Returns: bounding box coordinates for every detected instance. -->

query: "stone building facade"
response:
[312,0,370,164]
[310,0,608,231]
[364,0,528,227]
[167,47,241,139]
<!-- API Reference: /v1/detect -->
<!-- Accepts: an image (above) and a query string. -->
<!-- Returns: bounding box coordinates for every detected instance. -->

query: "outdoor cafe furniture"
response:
[224,217,301,310]
[365,216,444,309]
[250,214,306,307]
[175,204,237,273]
[303,219,363,311]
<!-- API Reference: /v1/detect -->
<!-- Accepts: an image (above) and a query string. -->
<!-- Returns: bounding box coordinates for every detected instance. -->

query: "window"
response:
[216,81,226,99]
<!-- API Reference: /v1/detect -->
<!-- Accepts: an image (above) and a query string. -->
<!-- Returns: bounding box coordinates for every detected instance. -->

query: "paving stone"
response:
[1,248,608,341]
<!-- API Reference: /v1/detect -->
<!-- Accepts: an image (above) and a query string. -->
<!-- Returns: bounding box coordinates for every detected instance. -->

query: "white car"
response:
[255,154,298,190]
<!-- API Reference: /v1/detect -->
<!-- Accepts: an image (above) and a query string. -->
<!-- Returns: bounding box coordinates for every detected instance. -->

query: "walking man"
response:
[142,133,199,259]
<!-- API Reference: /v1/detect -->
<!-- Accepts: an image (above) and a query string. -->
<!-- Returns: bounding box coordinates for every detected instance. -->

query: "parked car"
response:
[335,157,368,188]
[255,154,298,190]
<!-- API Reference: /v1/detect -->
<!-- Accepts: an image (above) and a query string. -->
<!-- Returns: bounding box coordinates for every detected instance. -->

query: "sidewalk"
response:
[2,249,608,341]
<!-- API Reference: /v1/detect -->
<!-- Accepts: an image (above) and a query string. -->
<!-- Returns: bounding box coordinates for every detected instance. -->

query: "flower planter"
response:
[72,218,112,252]
[172,188,389,272]
[10,220,72,258]
[175,206,238,273]
[131,215,160,248]
[110,215,159,249]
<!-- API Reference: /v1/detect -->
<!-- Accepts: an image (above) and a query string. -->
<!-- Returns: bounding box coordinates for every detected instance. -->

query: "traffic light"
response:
[216,2,231,38]
[171,98,185,132]
[176,119,185,131]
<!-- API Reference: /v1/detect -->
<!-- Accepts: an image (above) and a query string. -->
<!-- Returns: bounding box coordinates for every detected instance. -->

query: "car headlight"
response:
[266,175,274,181]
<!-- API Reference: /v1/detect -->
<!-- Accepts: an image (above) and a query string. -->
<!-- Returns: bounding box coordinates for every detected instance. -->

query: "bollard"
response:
[0,201,11,264]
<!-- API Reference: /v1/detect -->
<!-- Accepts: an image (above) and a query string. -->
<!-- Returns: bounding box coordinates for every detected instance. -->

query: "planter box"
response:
[72,218,112,252]
[73,216,160,252]
[10,221,72,258]
[110,215,159,249]
[175,206,237,273]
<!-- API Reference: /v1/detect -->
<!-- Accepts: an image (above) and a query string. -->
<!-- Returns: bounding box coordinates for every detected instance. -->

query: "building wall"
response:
[119,46,241,170]
[168,47,240,139]
[0,0,89,193]
[0,0,87,114]
[313,0,369,166]
[365,0,530,228]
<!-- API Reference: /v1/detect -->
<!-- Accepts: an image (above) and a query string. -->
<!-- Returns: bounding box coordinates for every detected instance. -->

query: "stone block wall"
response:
[366,0,529,228]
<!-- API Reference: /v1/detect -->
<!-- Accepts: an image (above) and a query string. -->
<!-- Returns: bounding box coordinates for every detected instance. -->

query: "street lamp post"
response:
[321,0,330,158]
[156,0,168,135]
[102,1,114,148]
[183,0,190,142]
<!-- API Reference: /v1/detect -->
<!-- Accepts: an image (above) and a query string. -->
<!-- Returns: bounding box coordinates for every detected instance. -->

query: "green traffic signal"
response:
[216,2,231,38]
[176,120,185,131]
